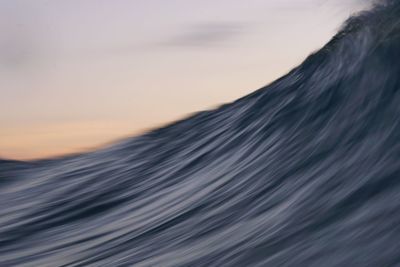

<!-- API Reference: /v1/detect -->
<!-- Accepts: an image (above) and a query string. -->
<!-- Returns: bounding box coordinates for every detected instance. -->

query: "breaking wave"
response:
[1,1,400,266]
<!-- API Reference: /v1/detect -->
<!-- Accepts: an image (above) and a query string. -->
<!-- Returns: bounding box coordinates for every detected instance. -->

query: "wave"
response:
[1,1,400,266]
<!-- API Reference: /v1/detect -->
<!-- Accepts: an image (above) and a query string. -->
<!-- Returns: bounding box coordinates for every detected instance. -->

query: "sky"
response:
[0,0,372,160]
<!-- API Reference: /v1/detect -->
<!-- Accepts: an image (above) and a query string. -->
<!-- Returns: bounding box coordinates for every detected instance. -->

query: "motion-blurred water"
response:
[1,1,400,266]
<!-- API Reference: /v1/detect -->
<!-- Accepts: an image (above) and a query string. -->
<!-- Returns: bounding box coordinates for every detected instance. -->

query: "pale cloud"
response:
[161,22,248,48]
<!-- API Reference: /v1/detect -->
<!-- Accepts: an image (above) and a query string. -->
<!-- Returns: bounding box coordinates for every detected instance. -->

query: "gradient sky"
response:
[0,0,371,160]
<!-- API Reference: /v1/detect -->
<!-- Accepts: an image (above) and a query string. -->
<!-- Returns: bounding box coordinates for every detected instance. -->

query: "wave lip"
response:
[1,1,400,266]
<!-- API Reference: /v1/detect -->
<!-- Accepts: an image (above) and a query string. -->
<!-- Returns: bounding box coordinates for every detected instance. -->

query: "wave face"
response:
[1,1,400,266]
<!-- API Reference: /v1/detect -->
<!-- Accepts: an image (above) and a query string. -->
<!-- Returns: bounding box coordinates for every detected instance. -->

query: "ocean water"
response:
[1,1,400,266]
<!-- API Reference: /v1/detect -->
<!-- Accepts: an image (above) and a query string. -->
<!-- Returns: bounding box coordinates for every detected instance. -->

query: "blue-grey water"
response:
[1,1,400,266]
